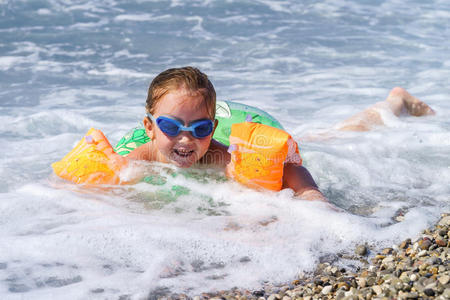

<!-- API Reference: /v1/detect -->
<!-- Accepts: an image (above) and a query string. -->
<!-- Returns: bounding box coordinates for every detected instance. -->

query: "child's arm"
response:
[282,163,328,202]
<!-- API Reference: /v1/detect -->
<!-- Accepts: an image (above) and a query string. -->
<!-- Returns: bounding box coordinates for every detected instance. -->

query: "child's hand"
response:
[294,188,328,202]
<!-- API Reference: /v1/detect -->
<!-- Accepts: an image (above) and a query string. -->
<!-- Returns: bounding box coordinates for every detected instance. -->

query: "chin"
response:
[172,160,196,168]
[169,155,197,168]
[168,149,203,168]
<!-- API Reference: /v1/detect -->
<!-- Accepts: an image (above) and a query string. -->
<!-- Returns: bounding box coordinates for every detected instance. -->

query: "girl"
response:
[127,67,435,202]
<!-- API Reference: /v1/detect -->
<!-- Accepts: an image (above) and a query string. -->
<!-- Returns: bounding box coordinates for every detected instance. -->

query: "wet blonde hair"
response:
[146,66,216,119]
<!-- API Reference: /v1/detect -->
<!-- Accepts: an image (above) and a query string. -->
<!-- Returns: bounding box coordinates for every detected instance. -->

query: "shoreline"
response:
[157,213,450,300]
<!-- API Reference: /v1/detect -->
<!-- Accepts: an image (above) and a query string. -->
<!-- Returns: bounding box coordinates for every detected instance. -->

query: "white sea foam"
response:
[114,13,172,22]
[114,13,154,22]
[36,8,52,15]
[0,178,441,297]
[0,56,23,70]
[69,18,109,30]
[87,63,151,78]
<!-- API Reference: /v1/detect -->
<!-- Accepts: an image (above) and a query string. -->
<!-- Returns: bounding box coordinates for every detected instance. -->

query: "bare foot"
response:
[388,87,435,117]
[404,100,435,116]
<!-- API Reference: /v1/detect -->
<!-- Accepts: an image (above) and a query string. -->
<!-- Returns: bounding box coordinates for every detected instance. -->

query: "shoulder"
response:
[127,142,153,161]
[199,139,230,166]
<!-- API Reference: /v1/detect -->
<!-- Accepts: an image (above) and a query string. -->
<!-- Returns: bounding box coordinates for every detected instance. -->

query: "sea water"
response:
[1,0,449,298]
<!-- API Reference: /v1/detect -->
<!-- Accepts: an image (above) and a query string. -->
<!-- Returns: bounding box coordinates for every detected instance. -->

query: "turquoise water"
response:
[1,0,449,298]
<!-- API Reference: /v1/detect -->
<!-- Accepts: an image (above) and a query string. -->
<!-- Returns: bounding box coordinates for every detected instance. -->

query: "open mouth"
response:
[173,149,194,158]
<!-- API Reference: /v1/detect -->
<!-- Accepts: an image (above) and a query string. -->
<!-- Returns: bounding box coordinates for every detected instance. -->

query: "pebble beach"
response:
[155,213,450,300]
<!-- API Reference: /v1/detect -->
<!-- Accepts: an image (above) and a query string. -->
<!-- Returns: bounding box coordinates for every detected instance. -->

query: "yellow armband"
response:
[226,122,302,191]
[52,128,127,185]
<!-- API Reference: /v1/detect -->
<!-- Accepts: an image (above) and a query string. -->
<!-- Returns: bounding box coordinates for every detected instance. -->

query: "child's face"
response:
[145,88,216,168]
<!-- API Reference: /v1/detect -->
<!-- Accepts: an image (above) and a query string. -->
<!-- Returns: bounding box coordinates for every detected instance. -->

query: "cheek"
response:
[154,131,174,153]
[196,137,212,154]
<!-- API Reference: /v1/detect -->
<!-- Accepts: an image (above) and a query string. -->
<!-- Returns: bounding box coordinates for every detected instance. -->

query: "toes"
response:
[409,102,435,116]
[425,106,436,116]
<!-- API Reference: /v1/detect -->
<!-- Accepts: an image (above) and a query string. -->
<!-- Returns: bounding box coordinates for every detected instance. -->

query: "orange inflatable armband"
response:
[226,122,302,191]
[52,128,128,185]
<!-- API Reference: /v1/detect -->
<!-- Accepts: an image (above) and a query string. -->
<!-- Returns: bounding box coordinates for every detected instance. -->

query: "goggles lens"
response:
[148,114,214,138]
[156,118,180,136]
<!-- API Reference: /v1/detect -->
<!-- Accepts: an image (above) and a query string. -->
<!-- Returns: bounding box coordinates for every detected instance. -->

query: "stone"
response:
[427,257,442,265]
[429,244,438,251]
[314,278,324,286]
[330,266,338,275]
[424,288,435,296]
[279,285,290,294]
[372,285,382,295]
[321,285,332,295]
[417,250,427,257]
[436,239,447,247]
[382,248,393,255]
[337,282,350,291]
[400,239,411,249]
[375,254,386,261]
[346,287,357,296]
[439,275,450,285]
[360,287,373,298]
[424,281,437,290]
[402,292,419,299]
[335,290,345,300]
[267,294,281,300]
[382,256,394,264]
[438,229,447,236]
[366,276,376,286]
[358,277,367,288]
[392,278,403,290]
[438,216,450,226]
[355,244,368,256]
[443,288,450,299]
[400,272,410,283]
[360,270,369,277]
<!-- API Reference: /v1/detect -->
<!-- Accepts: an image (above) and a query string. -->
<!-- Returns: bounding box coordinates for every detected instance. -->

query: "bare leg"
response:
[337,87,435,131]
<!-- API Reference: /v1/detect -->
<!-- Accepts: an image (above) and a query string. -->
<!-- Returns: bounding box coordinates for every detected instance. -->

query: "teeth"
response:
[174,149,194,157]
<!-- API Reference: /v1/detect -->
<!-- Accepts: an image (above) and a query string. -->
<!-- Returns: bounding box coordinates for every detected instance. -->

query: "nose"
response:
[176,130,194,143]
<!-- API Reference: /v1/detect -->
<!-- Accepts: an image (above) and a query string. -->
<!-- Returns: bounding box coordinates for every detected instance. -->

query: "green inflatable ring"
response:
[114,100,283,156]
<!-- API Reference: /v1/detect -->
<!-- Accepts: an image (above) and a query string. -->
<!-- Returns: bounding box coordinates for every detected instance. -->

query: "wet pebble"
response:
[355,244,368,256]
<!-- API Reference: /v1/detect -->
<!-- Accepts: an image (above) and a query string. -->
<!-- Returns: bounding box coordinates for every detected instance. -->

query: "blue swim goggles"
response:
[147,113,214,138]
